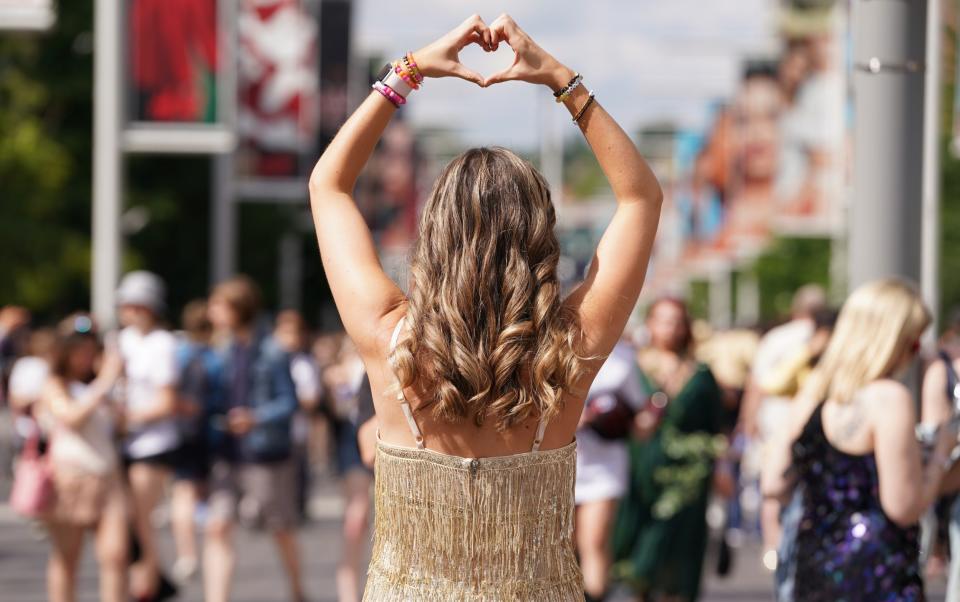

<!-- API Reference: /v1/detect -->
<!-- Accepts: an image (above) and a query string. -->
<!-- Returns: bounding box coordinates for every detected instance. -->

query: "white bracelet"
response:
[382,68,413,98]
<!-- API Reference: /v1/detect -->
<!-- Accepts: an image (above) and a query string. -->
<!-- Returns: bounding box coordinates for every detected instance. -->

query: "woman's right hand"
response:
[484,14,574,91]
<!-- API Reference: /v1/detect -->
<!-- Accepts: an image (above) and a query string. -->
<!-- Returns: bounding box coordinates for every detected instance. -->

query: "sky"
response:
[353,0,779,149]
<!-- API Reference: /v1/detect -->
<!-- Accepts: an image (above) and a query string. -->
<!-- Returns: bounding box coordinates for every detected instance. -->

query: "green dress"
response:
[612,362,723,601]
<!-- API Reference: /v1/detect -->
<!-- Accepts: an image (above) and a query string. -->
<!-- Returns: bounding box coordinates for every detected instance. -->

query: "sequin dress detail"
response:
[791,403,924,602]
[362,319,584,601]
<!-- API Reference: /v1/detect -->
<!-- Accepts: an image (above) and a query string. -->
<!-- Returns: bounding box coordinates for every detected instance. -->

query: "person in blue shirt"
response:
[169,300,223,584]
[203,276,304,602]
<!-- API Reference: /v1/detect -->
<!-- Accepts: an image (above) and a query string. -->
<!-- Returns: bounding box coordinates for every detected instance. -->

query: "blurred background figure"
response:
[205,276,305,602]
[0,306,32,403]
[274,310,323,521]
[922,307,960,600]
[169,299,222,584]
[41,327,126,602]
[115,271,180,602]
[763,279,953,601]
[7,328,57,454]
[613,298,723,602]
[321,337,370,602]
[575,340,646,601]
[738,285,826,550]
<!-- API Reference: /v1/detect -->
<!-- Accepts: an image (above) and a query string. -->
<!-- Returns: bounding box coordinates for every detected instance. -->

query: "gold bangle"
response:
[573,91,596,123]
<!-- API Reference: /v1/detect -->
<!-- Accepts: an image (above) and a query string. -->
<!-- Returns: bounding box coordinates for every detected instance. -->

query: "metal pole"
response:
[540,91,564,211]
[922,0,943,342]
[92,0,122,328]
[849,0,927,287]
[210,153,237,284]
[736,272,760,327]
[709,268,732,330]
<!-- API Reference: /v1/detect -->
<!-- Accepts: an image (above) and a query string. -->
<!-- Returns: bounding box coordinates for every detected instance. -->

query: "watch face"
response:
[377,63,393,81]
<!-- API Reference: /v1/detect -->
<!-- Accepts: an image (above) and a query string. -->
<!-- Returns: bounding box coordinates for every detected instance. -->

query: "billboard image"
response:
[236,0,320,180]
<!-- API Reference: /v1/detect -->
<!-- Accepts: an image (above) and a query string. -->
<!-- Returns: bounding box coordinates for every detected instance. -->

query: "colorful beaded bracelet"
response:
[373,81,406,107]
[393,61,419,90]
[405,51,424,85]
[555,73,583,104]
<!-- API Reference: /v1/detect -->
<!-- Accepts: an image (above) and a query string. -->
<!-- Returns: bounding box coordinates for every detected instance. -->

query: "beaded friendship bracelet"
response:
[404,51,424,85]
[373,80,406,107]
[554,72,583,103]
[573,91,596,123]
[393,61,419,90]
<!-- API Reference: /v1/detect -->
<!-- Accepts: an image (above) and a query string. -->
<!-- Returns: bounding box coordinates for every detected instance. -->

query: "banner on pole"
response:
[123,0,236,153]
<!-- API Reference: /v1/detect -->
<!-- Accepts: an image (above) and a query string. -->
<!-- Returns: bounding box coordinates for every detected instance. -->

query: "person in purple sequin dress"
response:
[762,279,959,602]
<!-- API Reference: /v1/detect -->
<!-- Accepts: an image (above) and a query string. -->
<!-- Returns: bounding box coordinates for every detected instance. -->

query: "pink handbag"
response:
[9,432,55,518]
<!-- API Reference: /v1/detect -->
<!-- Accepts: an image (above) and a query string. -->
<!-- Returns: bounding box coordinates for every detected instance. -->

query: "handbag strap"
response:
[20,428,43,460]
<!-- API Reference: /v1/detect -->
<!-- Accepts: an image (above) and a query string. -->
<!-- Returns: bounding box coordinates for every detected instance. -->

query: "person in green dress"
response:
[613,297,724,602]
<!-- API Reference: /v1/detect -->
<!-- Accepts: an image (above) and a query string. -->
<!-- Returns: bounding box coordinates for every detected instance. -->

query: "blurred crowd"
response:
[0,272,372,602]
[3,275,960,602]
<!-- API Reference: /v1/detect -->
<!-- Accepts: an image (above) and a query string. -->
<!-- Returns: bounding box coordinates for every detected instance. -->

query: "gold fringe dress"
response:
[362,320,584,601]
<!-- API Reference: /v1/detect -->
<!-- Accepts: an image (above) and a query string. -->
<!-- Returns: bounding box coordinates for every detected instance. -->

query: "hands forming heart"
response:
[413,14,575,90]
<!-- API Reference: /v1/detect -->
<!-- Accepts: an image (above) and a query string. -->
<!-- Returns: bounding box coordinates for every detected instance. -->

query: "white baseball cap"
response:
[116,271,166,314]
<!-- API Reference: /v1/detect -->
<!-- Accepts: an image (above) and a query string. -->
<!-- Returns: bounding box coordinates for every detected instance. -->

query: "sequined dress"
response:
[362,319,584,601]
[791,403,924,601]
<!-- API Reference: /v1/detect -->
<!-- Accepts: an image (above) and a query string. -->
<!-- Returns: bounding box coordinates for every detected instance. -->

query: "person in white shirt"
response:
[115,271,180,601]
[575,340,646,600]
[737,283,826,573]
[8,328,57,446]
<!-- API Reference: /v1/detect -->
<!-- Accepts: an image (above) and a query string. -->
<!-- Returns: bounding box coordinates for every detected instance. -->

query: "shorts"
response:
[208,459,298,530]
[172,438,210,482]
[124,447,180,470]
[49,466,118,527]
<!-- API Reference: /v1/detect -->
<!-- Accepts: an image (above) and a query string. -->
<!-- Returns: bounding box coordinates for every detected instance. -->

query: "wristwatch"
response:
[377,63,413,98]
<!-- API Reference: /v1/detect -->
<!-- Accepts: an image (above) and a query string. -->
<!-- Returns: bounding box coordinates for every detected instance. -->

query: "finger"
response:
[461,14,491,50]
[451,62,486,87]
[458,31,483,50]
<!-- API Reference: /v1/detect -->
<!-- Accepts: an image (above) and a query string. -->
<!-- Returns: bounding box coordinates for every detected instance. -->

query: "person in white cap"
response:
[115,270,180,601]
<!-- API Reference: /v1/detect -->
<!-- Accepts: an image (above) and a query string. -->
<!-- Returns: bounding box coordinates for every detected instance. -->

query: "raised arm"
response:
[308,16,491,354]
[485,15,663,360]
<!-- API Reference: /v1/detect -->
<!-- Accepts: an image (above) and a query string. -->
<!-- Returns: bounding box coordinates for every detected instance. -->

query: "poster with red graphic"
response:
[125,0,235,152]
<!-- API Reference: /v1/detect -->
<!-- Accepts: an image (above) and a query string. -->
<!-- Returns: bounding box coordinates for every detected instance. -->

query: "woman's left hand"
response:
[412,14,492,87]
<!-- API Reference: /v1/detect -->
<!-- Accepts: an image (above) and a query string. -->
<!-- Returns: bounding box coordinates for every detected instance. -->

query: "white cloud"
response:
[353,0,778,148]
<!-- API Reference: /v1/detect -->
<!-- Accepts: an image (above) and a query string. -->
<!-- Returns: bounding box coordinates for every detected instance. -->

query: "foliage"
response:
[0,5,299,325]
[0,6,94,318]
[749,236,832,323]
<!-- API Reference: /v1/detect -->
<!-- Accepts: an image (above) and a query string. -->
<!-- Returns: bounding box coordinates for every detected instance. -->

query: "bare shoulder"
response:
[924,359,947,381]
[864,379,915,421]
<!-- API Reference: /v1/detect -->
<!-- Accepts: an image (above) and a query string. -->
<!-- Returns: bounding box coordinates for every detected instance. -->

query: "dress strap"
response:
[389,317,425,449]
[531,416,548,452]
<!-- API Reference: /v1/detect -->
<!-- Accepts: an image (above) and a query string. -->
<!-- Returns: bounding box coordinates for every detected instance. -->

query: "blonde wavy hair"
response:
[392,147,586,430]
[807,278,930,404]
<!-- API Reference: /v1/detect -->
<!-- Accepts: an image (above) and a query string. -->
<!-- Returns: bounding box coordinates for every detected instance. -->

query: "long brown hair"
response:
[393,147,585,430]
